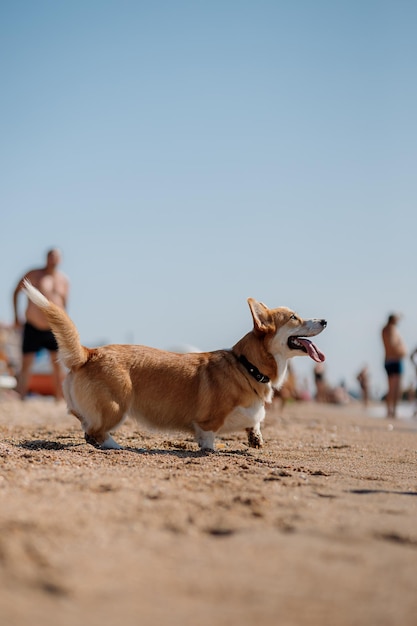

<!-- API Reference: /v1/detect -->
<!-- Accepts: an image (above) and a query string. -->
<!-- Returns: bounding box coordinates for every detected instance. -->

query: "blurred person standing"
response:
[382,313,407,419]
[13,248,69,400]
[356,365,370,408]
[314,363,328,403]
[410,347,417,417]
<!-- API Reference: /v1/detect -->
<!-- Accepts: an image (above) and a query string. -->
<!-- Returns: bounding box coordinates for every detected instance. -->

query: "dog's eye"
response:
[290,314,297,320]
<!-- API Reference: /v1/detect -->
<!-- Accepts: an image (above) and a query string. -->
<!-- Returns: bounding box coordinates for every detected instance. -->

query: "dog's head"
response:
[247,298,326,363]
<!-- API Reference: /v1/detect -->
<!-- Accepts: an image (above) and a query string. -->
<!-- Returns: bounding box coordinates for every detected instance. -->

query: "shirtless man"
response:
[13,249,69,400]
[382,313,407,418]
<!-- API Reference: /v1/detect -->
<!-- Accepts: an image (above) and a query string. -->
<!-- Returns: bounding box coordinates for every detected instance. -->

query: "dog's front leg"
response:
[194,424,216,452]
[246,426,264,448]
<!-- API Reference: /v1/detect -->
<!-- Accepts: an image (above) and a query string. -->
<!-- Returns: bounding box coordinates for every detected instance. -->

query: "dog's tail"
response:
[23,279,89,370]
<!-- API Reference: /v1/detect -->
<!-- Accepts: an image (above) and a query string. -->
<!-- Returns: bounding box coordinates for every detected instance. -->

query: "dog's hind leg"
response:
[65,406,121,449]
[63,370,126,450]
[73,400,126,450]
[83,403,126,449]
[85,431,122,450]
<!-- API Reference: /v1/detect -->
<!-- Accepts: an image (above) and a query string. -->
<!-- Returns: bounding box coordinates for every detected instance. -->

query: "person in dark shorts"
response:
[22,322,59,355]
[381,313,407,419]
[13,249,70,400]
[384,359,404,377]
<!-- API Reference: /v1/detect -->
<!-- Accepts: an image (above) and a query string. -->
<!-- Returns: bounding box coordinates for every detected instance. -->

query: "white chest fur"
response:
[219,399,266,434]
[273,357,288,391]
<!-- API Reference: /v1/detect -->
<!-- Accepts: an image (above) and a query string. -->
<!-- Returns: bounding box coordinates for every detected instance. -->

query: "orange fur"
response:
[23,280,326,451]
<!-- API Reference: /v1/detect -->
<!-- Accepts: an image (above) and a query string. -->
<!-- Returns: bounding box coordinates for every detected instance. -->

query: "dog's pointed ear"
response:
[247,298,273,335]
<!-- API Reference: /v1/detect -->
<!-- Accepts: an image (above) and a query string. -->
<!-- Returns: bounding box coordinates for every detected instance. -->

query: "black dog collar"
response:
[237,354,270,384]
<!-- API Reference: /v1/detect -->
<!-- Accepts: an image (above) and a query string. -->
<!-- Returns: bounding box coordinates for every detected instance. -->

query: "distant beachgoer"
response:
[314,363,328,402]
[382,313,407,418]
[410,348,417,417]
[331,380,350,405]
[274,362,300,410]
[12,248,69,400]
[356,365,370,408]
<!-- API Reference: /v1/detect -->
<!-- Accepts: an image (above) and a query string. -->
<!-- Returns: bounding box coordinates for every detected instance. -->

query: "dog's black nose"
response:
[321,319,327,328]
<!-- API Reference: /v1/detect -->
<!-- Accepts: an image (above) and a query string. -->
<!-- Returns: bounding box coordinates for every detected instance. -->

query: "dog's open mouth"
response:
[288,337,326,362]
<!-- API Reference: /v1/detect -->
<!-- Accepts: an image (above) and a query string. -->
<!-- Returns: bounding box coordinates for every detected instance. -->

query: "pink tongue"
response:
[298,338,326,363]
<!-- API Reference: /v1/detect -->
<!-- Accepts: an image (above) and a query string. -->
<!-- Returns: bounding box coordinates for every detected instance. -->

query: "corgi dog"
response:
[23,280,326,451]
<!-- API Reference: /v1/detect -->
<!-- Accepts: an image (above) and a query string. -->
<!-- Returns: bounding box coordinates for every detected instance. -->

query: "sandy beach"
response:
[0,396,416,626]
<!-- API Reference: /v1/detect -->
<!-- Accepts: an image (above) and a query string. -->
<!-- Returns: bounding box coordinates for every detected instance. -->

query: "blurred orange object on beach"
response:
[28,373,55,396]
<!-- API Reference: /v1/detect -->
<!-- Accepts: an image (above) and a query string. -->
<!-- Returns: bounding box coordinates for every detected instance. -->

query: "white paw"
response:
[101,435,122,450]
[194,424,216,451]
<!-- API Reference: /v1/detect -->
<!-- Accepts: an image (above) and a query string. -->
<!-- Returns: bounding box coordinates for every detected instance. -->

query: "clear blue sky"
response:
[1,1,416,397]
